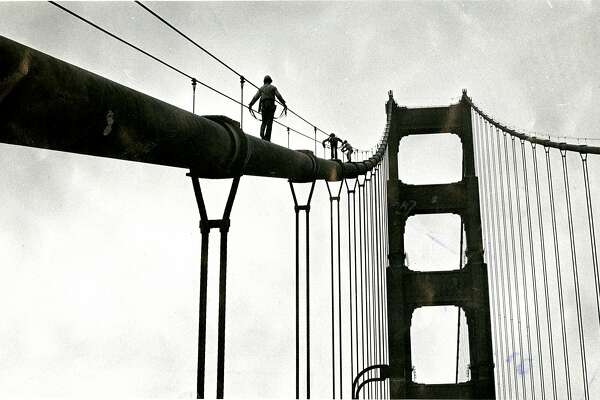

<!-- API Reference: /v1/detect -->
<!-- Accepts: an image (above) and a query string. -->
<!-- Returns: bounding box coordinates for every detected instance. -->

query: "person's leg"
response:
[263,106,276,142]
[260,119,267,139]
[265,119,274,141]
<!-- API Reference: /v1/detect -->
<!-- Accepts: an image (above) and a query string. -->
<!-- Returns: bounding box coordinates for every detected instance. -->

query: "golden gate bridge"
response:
[1,3,599,400]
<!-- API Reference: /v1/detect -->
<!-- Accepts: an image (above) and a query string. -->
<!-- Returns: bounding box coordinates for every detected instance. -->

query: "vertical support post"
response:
[191,78,197,114]
[188,173,241,399]
[314,126,317,155]
[289,180,316,399]
[240,76,245,131]
[326,180,345,398]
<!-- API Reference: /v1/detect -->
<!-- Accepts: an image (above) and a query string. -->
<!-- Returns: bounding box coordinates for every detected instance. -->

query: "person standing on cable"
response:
[341,140,354,162]
[248,75,287,142]
[322,133,343,160]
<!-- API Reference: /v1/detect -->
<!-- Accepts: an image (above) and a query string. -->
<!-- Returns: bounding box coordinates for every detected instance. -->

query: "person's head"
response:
[264,75,272,84]
[342,140,348,145]
[329,133,336,138]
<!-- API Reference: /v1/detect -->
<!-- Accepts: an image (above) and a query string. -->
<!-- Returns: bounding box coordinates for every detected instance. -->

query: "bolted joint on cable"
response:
[240,75,245,86]
[191,77,197,89]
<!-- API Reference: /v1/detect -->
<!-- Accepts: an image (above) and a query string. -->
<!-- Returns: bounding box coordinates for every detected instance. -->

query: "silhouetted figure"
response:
[322,133,343,160]
[341,140,354,162]
[248,75,287,142]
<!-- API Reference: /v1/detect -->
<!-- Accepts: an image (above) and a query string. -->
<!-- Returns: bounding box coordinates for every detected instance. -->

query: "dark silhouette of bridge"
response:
[1,5,600,400]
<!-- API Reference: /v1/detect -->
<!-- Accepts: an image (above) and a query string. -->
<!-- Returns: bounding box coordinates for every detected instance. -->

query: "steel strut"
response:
[189,172,241,399]
[289,180,316,399]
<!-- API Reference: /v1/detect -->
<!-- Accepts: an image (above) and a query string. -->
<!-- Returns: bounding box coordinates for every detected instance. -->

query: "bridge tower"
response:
[386,92,495,398]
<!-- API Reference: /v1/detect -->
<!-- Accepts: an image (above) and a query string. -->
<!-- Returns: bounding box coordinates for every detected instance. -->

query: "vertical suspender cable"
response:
[502,131,525,400]
[346,180,358,397]
[338,186,344,398]
[494,127,517,400]
[358,178,366,399]
[377,160,384,399]
[376,166,384,398]
[326,181,344,398]
[560,150,589,400]
[190,176,208,399]
[520,139,546,400]
[353,181,360,396]
[476,116,503,397]
[215,177,241,399]
[363,171,373,398]
[372,168,381,398]
[531,144,558,400]
[295,198,300,399]
[369,171,377,399]
[306,195,312,399]
[545,147,572,400]
[289,181,316,399]
[581,154,600,328]
[328,184,337,399]
[369,172,377,399]
[510,137,535,399]
[364,174,372,399]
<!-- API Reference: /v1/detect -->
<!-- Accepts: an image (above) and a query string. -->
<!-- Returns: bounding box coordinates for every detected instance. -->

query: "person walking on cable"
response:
[340,140,354,162]
[322,133,343,160]
[248,75,287,142]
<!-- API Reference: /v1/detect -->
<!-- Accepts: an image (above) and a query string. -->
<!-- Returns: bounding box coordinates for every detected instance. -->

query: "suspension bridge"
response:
[1,3,600,400]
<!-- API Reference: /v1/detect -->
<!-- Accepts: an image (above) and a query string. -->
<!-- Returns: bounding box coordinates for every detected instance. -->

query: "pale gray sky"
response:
[1,1,599,399]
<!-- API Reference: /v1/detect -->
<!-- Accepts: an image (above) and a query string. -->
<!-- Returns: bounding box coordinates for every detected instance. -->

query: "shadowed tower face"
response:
[385,94,495,399]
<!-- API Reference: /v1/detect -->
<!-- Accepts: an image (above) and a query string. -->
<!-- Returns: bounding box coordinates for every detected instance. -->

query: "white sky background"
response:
[1,1,600,399]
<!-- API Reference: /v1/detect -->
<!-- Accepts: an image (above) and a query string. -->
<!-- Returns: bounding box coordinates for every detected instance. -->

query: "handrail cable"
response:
[134,1,334,140]
[48,1,324,145]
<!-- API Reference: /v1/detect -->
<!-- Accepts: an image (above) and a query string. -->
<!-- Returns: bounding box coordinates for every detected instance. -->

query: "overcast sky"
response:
[1,1,600,399]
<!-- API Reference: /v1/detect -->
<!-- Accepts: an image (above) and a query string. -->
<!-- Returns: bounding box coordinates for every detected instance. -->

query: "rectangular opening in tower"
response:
[405,214,465,271]
[410,305,471,384]
[398,133,462,184]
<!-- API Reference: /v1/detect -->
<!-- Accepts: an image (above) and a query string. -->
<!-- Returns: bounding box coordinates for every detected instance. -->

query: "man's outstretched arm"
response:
[275,89,286,107]
[248,89,261,109]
